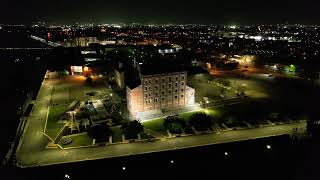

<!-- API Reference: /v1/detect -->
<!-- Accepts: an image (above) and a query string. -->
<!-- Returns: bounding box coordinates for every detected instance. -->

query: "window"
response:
[155,80,158,83]
[175,89,178,93]
[149,80,151,83]
[145,87,148,90]
[169,90,171,94]
[145,94,148,98]
[145,100,148,104]
[175,83,178,87]
[169,84,171,87]
[155,92,158,96]
[155,98,158,102]
[145,80,148,84]
[155,86,158,90]
[182,76,185,80]
[176,77,178,80]
[181,95,184,98]
[162,91,165,95]
[162,98,165,101]
[149,87,151,90]
[175,96,178,99]
[149,100,151,103]
[162,78,165,82]
[149,93,151,97]
[181,89,184,92]
[169,77,172,82]
[181,82,184,86]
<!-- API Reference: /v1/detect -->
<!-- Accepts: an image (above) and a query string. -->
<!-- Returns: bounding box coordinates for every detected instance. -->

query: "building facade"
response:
[127,71,195,119]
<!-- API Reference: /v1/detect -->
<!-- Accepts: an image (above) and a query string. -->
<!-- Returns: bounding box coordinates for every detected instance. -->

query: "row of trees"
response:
[164,113,215,132]
[87,120,144,141]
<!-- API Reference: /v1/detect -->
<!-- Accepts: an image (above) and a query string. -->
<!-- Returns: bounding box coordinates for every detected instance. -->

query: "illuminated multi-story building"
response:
[126,65,195,119]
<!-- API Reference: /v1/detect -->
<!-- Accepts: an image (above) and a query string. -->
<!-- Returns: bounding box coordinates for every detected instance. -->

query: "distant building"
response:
[126,64,195,119]
[64,37,99,47]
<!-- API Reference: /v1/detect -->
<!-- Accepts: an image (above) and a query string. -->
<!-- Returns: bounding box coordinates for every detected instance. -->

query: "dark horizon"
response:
[2,0,320,25]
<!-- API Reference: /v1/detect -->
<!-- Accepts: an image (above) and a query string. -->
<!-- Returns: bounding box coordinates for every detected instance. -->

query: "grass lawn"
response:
[140,132,153,139]
[60,133,93,148]
[111,126,122,143]
[46,104,69,139]
[143,118,166,132]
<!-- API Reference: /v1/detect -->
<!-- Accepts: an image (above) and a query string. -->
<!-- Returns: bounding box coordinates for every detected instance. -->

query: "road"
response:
[16,72,306,168]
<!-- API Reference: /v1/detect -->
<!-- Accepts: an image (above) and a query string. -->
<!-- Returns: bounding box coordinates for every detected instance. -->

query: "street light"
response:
[266,145,271,149]
[64,174,70,179]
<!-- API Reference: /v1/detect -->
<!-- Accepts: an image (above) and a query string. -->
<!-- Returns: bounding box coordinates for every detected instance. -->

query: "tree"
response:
[86,76,93,85]
[121,120,144,139]
[87,124,112,142]
[189,113,213,131]
[164,116,186,133]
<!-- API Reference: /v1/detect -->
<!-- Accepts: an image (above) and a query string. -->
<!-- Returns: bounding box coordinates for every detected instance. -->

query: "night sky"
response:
[2,0,320,25]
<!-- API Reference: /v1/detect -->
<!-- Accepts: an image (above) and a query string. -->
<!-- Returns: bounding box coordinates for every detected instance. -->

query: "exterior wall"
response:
[185,85,195,106]
[127,85,143,117]
[141,72,187,111]
[115,69,125,89]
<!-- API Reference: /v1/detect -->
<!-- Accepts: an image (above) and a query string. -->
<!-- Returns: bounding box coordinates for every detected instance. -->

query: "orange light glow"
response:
[83,66,89,71]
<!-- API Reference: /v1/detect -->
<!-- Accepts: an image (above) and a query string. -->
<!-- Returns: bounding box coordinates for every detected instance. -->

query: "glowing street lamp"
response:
[83,66,89,72]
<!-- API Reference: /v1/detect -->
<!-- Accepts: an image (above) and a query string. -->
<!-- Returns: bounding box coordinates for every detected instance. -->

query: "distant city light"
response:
[170,160,174,164]
[230,25,237,29]
[122,166,126,171]
[224,152,229,156]
[266,145,271,149]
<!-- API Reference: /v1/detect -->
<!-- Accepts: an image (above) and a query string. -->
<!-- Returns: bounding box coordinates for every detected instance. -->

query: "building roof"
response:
[140,62,186,76]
